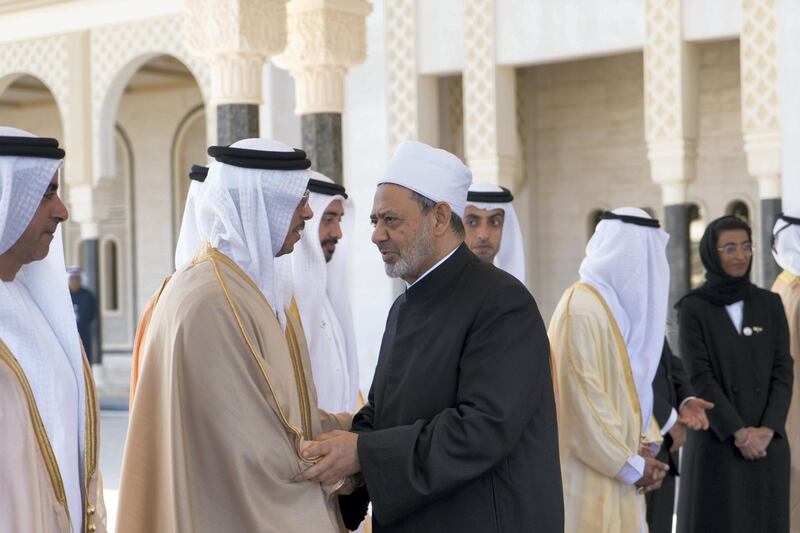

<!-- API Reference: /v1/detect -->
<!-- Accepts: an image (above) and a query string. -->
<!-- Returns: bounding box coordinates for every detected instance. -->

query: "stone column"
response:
[185,0,289,145]
[741,0,783,286]
[274,0,372,183]
[463,0,517,188]
[644,0,699,316]
[64,32,104,365]
[779,0,800,213]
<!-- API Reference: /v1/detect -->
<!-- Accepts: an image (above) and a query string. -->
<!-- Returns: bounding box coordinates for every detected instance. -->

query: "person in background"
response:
[68,266,96,362]
[676,215,793,533]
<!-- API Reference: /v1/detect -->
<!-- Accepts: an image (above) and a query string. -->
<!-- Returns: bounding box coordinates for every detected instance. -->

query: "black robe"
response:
[676,288,794,533]
[646,339,694,533]
[70,287,96,362]
[339,244,563,532]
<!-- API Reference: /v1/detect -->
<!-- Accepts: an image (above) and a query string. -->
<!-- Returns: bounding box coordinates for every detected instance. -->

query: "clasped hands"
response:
[635,446,669,494]
[294,430,361,489]
[734,426,774,460]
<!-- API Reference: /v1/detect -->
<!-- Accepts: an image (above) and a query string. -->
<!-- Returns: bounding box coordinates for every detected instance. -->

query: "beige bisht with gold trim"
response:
[117,246,350,533]
[0,346,106,533]
[549,283,661,533]
[773,271,800,532]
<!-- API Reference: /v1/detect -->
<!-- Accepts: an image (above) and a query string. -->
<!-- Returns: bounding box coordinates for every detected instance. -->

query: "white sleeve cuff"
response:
[678,396,697,411]
[661,408,678,435]
[616,454,645,485]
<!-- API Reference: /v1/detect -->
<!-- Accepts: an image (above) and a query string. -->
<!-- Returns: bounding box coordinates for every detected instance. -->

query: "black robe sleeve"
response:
[759,294,794,438]
[679,299,747,441]
[652,342,675,429]
[355,283,549,526]
[669,350,694,405]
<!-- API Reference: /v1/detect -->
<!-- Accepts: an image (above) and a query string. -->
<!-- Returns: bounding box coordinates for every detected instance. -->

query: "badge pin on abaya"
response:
[743,326,764,336]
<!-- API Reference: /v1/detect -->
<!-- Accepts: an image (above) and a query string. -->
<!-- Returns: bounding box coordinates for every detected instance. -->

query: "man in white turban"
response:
[286,171,359,414]
[0,127,106,532]
[549,208,671,533]
[117,139,351,533]
[297,140,564,533]
[771,211,800,532]
[464,182,526,283]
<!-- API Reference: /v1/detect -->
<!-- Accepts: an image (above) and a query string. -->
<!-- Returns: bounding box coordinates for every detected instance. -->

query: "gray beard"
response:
[384,219,435,279]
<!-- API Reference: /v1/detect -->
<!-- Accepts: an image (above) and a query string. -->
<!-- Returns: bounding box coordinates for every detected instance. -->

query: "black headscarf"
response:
[676,215,757,308]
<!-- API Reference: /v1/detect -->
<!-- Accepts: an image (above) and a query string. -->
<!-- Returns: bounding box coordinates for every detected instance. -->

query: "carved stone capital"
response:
[275,0,372,114]
[743,131,782,198]
[647,138,698,204]
[209,52,265,105]
[185,0,289,104]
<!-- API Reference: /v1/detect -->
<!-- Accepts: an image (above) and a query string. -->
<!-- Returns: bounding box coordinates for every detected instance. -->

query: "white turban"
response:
[773,211,800,277]
[378,140,472,218]
[283,172,359,411]
[194,138,311,325]
[579,207,670,428]
[466,182,526,284]
[0,127,87,515]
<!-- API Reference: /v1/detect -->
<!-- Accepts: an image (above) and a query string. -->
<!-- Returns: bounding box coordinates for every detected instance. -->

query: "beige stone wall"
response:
[521,41,755,320]
[523,52,660,318]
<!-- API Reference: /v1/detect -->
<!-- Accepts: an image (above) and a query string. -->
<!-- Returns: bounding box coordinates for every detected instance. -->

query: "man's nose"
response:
[331,220,343,240]
[54,195,69,223]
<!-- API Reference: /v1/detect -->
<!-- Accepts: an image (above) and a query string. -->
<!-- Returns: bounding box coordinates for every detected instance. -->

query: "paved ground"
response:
[100,410,128,531]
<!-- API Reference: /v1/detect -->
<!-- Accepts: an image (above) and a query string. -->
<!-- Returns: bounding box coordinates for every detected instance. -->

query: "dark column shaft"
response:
[302,113,343,184]
[217,104,260,146]
[760,197,782,287]
[82,238,102,365]
[665,203,691,347]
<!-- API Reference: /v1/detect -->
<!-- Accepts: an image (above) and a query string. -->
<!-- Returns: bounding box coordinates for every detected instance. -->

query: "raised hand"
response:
[678,398,714,430]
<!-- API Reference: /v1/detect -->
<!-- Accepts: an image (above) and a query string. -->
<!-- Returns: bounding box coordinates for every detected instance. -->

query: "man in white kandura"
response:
[0,126,105,532]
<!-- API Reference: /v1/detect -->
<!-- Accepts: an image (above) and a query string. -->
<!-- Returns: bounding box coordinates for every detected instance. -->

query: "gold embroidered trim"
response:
[0,340,70,523]
[201,248,317,464]
[285,300,313,440]
[779,270,798,285]
[562,283,644,453]
[81,352,98,531]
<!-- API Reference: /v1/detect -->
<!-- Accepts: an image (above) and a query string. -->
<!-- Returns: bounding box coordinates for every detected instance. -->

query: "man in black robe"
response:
[296,141,564,532]
[676,215,793,533]
[68,267,96,362]
[647,339,712,533]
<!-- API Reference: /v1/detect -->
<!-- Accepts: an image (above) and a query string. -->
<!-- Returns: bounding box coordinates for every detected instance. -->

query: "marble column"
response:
[275,0,371,181]
[217,104,260,146]
[81,238,103,365]
[740,0,783,286]
[664,203,691,308]
[760,197,782,285]
[185,0,289,143]
[302,113,342,184]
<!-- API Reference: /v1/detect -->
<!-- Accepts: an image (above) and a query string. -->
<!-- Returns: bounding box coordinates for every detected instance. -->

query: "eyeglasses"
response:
[717,242,754,255]
[298,189,310,208]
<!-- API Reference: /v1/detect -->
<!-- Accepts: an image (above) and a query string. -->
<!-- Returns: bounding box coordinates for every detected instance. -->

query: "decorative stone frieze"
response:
[463,0,517,186]
[644,0,698,205]
[740,0,782,200]
[185,0,288,105]
[275,0,372,115]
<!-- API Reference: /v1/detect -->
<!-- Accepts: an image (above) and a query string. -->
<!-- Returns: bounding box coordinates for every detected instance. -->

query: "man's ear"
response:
[432,202,452,237]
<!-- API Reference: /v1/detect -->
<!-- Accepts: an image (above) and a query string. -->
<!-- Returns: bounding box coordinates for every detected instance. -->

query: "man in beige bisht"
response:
[128,164,207,404]
[549,208,671,533]
[117,139,351,533]
[0,127,105,532]
[772,211,800,532]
